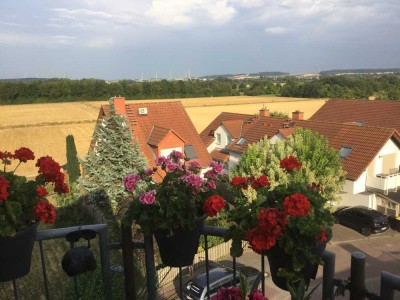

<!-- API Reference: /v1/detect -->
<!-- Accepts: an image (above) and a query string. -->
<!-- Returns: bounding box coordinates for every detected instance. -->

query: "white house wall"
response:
[214,126,231,149]
[339,191,376,208]
[160,147,182,157]
[373,139,400,175]
[228,152,241,170]
[269,133,285,145]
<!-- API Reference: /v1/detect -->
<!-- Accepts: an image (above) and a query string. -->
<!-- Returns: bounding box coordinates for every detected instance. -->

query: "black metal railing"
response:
[123,225,400,300]
[4,224,400,299]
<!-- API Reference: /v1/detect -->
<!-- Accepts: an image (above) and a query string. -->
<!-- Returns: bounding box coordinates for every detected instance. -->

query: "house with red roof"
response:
[310,98,400,131]
[200,106,400,215]
[200,108,302,170]
[98,97,211,182]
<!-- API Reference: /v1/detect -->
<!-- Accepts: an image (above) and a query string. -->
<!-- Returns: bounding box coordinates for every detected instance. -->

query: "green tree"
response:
[78,98,148,220]
[270,111,289,118]
[230,129,345,205]
[267,129,345,204]
[66,135,80,184]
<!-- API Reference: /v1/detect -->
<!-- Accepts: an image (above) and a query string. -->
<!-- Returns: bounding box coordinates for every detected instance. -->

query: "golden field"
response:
[0,96,327,176]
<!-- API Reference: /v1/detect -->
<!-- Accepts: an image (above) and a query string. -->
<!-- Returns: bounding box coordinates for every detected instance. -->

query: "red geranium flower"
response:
[1,147,69,237]
[33,199,56,224]
[36,186,48,197]
[316,226,328,243]
[283,193,311,217]
[0,175,10,202]
[279,156,302,173]
[14,147,35,162]
[203,195,225,217]
[250,174,269,190]
[231,176,249,189]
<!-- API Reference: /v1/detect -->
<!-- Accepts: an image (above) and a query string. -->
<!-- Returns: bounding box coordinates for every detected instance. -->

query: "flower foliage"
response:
[211,286,268,300]
[0,147,69,237]
[227,156,334,289]
[123,151,226,234]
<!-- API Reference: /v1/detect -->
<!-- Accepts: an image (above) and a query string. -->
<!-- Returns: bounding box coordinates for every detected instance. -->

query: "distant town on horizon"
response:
[1,67,400,83]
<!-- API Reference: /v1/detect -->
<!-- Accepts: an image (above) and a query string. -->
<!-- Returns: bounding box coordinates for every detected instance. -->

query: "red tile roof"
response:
[227,116,293,153]
[100,100,211,182]
[293,120,400,181]
[147,125,185,146]
[200,112,253,147]
[221,120,244,139]
[201,109,400,182]
[210,149,230,162]
[310,99,400,131]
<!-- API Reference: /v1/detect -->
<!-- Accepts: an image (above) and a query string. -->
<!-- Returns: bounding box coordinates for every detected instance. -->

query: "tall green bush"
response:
[78,98,148,220]
[66,134,80,184]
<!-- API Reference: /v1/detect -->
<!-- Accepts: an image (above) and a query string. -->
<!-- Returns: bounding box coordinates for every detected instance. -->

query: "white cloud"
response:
[231,0,265,8]
[264,26,289,35]
[85,36,114,48]
[0,32,45,46]
[145,0,236,26]
[52,35,76,45]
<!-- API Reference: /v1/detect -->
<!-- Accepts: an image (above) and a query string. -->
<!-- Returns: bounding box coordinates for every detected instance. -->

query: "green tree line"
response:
[281,75,400,100]
[0,78,283,104]
[1,75,400,104]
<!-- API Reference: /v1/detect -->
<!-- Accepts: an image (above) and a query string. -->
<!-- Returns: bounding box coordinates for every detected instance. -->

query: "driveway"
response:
[158,226,400,299]
[235,225,400,299]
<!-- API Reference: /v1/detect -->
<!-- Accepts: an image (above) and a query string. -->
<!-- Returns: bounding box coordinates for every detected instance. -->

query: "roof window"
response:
[339,146,353,158]
[184,145,198,159]
[236,138,247,145]
[355,121,364,126]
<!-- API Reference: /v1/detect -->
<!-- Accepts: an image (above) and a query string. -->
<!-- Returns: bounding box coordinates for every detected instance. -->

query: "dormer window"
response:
[216,133,221,144]
[339,146,353,158]
[237,137,247,145]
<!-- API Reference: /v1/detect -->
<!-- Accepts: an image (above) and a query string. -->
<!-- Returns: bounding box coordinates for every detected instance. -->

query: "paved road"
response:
[236,225,400,299]
[158,225,400,299]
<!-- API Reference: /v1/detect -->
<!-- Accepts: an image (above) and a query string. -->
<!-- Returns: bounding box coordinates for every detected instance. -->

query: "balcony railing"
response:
[366,172,400,195]
[2,224,400,299]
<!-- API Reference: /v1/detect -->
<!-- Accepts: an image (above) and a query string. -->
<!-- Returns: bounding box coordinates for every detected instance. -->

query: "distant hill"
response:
[0,78,48,83]
[249,71,289,77]
[320,68,400,76]
[199,71,289,79]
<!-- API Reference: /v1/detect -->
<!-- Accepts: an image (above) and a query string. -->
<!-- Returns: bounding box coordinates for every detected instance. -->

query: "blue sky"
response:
[1,0,399,80]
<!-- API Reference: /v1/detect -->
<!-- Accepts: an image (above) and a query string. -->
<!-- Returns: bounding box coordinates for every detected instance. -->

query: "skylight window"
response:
[355,121,364,126]
[184,145,198,159]
[339,146,353,158]
[236,138,247,145]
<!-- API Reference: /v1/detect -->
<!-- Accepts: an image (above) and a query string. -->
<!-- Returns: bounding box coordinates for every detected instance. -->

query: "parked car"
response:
[184,265,261,300]
[333,205,389,236]
[388,215,400,232]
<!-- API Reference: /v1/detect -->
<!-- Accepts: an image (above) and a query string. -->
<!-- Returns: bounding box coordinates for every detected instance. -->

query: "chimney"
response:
[113,96,126,115]
[259,108,269,117]
[292,111,304,120]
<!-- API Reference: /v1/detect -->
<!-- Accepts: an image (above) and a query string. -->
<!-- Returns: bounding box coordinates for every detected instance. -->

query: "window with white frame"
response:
[216,133,221,144]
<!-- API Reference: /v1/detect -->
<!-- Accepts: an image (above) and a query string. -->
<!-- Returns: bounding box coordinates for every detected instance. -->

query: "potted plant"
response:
[123,150,226,267]
[227,156,334,299]
[0,147,69,282]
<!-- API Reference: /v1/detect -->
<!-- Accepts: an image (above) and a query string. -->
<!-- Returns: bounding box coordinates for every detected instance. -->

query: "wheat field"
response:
[0,96,327,176]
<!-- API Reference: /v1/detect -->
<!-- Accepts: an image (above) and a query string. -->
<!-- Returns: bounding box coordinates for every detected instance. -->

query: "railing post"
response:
[144,234,157,300]
[121,225,136,300]
[321,250,335,300]
[350,252,366,300]
[380,271,400,300]
[98,225,112,300]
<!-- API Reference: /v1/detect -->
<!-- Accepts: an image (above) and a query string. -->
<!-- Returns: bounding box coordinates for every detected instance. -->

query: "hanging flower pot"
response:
[123,151,226,267]
[266,241,327,291]
[154,214,206,267]
[0,222,39,282]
